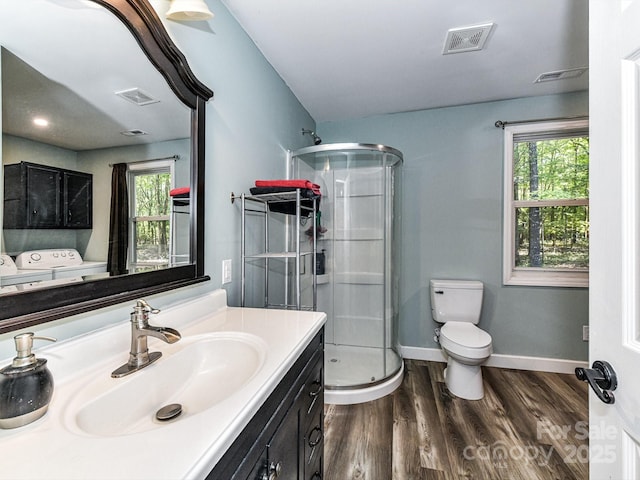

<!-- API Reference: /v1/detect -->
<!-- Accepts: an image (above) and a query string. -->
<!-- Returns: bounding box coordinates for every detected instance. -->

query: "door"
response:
[267,403,300,480]
[63,171,92,228]
[26,164,61,227]
[590,0,640,477]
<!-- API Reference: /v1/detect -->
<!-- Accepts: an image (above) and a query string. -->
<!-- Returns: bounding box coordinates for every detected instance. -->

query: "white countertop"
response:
[0,290,326,480]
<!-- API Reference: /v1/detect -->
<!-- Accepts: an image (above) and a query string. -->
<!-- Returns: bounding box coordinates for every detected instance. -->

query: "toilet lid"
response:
[441,322,492,349]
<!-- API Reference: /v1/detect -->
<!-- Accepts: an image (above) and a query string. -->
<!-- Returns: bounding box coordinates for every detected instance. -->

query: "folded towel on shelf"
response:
[249,186,319,198]
[169,186,190,198]
[249,186,320,216]
[254,179,321,196]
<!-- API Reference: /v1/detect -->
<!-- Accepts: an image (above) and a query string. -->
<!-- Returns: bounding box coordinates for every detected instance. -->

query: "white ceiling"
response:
[0,0,190,151]
[220,0,589,122]
[1,0,589,150]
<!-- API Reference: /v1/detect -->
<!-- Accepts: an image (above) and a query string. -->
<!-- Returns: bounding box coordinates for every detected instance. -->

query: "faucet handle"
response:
[136,299,160,315]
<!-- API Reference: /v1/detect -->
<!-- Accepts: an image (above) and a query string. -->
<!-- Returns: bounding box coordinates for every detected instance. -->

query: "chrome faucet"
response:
[111,299,181,378]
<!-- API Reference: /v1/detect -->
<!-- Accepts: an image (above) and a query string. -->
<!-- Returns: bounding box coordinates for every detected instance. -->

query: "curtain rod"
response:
[494,116,588,129]
[109,155,180,167]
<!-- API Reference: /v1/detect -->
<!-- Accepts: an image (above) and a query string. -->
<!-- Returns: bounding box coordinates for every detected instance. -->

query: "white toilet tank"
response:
[430,279,483,324]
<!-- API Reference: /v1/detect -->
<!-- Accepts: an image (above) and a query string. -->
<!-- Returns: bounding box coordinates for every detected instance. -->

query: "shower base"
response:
[324,344,404,405]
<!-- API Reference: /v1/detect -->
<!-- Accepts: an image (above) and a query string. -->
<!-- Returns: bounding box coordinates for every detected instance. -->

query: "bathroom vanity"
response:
[0,290,326,479]
[209,328,324,480]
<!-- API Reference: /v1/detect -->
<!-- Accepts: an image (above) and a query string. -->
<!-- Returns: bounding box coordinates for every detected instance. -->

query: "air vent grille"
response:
[443,23,494,55]
[534,67,588,83]
[121,129,148,136]
[115,88,159,106]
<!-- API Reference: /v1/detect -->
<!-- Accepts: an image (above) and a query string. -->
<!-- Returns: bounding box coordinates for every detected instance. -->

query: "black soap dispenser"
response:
[0,333,56,429]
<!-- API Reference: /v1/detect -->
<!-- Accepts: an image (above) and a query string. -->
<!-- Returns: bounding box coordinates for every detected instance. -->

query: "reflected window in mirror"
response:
[126,157,190,273]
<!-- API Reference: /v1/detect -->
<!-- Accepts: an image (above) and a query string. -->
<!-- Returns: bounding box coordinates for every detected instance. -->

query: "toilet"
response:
[430,279,493,400]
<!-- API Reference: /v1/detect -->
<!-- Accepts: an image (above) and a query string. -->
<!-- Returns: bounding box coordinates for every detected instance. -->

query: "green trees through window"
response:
[131,170,171,272]
[513,136,589,269]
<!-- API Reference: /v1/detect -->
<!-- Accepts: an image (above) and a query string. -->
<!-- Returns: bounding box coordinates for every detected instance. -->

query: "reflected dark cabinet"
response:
[4,162,92,229]
[63,169,93,228]
[16,164,61,228]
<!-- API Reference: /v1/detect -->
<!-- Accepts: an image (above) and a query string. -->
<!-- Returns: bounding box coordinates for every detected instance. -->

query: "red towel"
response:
[170,187,190,197]
[255,179,321,196]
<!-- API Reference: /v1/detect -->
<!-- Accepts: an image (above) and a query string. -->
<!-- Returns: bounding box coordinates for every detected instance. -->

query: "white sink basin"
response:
[65,333,267,437]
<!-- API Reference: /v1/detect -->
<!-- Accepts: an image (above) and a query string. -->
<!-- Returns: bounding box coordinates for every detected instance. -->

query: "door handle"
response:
[575,360,617,404]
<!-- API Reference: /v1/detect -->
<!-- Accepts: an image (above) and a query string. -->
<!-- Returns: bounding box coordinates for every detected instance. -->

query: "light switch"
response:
[222,259,232,284]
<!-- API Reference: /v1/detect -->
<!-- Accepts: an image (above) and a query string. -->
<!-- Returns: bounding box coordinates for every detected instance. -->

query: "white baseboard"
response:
[399,345,588,375]
[400,346,447,363]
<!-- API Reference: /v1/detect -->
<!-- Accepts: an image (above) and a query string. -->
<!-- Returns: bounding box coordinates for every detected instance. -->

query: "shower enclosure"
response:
[289,143,403,404]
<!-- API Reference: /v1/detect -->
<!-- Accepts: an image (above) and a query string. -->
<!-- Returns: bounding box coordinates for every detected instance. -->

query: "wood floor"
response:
[324,360,588,480]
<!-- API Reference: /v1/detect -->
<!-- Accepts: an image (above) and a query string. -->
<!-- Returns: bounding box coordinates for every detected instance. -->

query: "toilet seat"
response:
[440,322,492,359]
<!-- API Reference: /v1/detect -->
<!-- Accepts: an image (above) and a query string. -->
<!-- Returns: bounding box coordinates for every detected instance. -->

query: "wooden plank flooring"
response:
[324,360,588,480]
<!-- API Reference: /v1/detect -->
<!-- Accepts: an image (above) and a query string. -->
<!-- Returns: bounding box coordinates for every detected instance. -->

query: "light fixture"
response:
[166,0,213,21]
[33,118,49,127]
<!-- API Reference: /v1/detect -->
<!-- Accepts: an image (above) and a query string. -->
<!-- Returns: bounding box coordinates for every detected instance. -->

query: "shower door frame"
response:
[289,143,403,391]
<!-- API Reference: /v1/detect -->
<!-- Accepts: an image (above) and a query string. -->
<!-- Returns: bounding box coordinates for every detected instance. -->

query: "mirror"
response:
[0,0,213,332]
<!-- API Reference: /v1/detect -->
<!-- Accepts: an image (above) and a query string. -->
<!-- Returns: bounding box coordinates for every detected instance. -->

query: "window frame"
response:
[502,119,589,288]
[127,159,175,273]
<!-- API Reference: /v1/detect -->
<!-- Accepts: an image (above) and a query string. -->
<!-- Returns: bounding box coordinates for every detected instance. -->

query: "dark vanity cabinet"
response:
[3,162,92,229]
[208,329,324,480]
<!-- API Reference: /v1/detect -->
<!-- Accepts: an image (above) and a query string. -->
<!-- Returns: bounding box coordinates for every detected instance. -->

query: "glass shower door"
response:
[290,143,403,396]
[328,166,388,386]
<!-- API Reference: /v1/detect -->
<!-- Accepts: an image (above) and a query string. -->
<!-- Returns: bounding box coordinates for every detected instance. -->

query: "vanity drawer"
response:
[244,446,267,480]
[208,328,324,480]
[300,352,323,427]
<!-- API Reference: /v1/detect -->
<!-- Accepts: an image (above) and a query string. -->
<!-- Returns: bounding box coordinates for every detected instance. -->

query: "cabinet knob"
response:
[308,426,323,447]
[264,461,282,480]
[309,380,322,398]
[307,380,323,414]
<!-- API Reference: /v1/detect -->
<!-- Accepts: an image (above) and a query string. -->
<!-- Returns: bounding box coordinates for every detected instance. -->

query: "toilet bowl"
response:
[439,321,492,400]
[430,279,493,400]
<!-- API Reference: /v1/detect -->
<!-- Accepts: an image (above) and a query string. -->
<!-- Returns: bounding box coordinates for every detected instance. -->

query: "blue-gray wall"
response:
[163,0,316,307]
[78,138,192,262]
[1,135,191,260]
[318,91,589,361]
[0,0,588,365]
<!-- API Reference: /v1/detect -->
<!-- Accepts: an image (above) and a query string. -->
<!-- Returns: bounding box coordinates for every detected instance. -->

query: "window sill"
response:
[504,269,588,288]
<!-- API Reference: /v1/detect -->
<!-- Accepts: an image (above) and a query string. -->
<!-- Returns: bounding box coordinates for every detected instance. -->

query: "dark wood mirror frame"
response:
[0,0,213,333]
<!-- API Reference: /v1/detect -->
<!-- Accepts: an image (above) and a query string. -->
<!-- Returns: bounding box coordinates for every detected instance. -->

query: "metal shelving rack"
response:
[169,193,190,266]
[236,189,318,310]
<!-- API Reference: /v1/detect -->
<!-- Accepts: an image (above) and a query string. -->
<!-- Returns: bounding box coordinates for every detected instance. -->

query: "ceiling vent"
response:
[442,23,494,55]
[534,67,588,83]
[115,88,159,106]
[120,129,148,136]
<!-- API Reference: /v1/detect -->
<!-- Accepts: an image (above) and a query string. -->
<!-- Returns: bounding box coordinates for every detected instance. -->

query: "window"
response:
[128,160,174,273]
[503,119,589,287]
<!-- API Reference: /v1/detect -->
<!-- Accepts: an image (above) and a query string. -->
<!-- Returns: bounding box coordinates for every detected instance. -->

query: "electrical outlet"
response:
[583,325,589,342]
[222,259,232,284]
